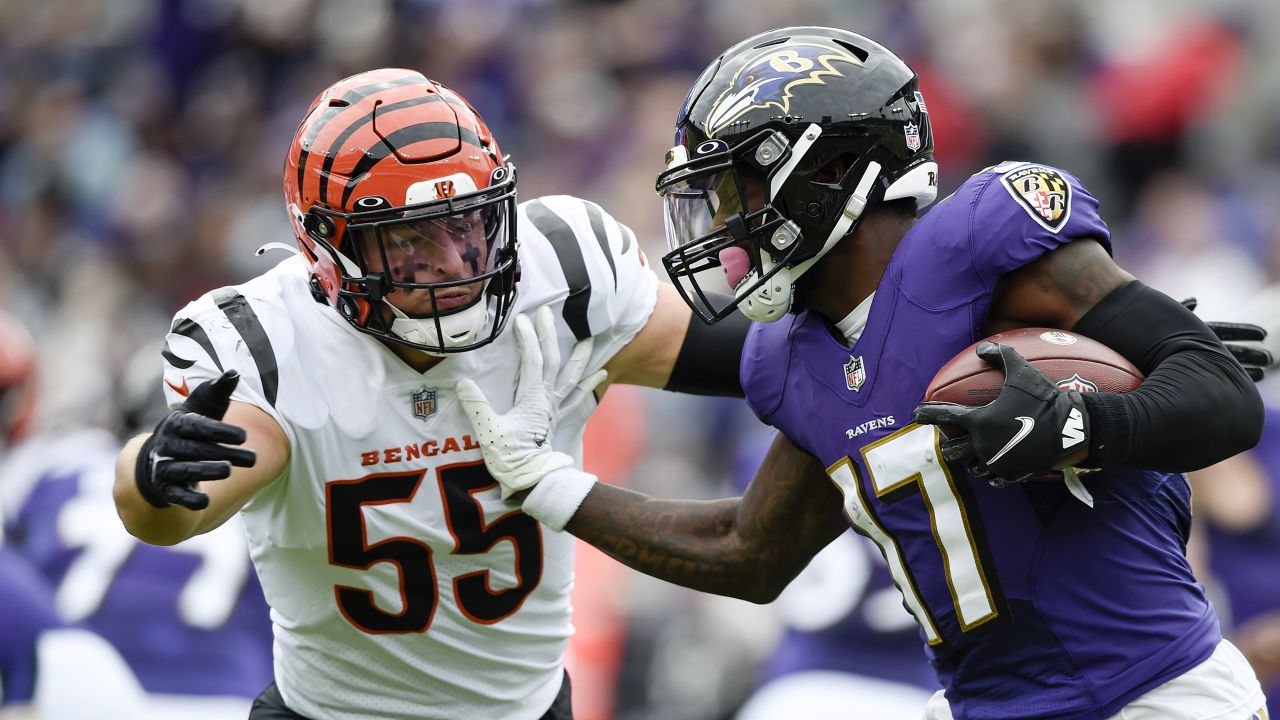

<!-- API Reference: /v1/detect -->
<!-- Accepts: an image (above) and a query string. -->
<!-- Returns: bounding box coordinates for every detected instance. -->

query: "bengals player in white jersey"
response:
[112,69,747,720]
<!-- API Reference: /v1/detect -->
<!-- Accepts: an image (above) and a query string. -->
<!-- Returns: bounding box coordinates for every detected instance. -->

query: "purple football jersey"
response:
[733,427,936,690]
[1207,404,1280,701]
[741,162,1220,720]
[0,547,63,705]
[2,431,273,698]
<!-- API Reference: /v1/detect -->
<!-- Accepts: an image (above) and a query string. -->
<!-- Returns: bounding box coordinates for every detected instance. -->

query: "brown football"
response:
[924,327,1143,406]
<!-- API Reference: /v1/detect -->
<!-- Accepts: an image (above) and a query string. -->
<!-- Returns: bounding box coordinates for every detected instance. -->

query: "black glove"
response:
[1181,298,1272,382]
[135,370,256,510]
[913,342,1089,487]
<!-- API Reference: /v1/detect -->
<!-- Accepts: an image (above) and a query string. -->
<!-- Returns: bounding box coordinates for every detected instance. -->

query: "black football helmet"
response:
[657,26,938,323]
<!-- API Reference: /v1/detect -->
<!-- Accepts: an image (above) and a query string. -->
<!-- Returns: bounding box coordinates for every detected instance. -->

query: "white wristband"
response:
[521,467,598,532]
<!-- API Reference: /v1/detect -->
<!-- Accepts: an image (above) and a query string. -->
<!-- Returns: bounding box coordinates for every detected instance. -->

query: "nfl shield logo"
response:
[844,355,867,392]
[412,387,437,420]
[1056,374,1098,394]
[904,123,921,152]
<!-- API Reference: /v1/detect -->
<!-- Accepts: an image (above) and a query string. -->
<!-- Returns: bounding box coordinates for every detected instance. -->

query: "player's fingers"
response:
[1179,297,1197,313]
[534,306,561,386]
[163,484,211,511]
[160,459,233,484]
[169,413,248,445]
[1247,366,1265,383]
[579,369,608,396]
[913,401,973,427]
[455,379,494,415]
[560,369,608,417]
[182,370,241,420]
[1208,321,1268,342]
[512,314,542,402]
[156,436,256,467]
[977,341,1026,373]
[1227,343,1273,368]
[556,337,595,403]
[940,436,974,464]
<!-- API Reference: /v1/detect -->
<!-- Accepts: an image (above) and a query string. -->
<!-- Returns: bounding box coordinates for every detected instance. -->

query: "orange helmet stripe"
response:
[338,125,486,208]
[316,94,449,206]
[294,74,427,208]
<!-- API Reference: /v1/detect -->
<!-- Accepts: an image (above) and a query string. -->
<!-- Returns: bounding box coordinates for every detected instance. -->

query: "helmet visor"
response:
[661,169,748,253]
[349,199,509,317]
[659,162,790,323]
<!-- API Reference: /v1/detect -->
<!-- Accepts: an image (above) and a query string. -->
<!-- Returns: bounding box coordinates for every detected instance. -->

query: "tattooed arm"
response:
[985,238,1133,333]
[565,432,848,603]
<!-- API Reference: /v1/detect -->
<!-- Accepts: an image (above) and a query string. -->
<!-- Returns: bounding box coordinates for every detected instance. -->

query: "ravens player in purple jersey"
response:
[458,26,1272,720]
[0,537,148,718]
[0,343,273,720]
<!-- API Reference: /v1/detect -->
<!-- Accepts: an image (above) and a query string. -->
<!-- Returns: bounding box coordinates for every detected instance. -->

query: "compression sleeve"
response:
[1072,280,1263,471]
[663,295,750,398]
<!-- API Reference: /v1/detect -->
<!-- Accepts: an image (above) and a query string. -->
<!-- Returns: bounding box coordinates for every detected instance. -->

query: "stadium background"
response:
[2,0,1280,718]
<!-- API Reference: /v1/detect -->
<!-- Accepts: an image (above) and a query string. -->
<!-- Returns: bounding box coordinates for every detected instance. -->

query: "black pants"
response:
[249,671,574,719]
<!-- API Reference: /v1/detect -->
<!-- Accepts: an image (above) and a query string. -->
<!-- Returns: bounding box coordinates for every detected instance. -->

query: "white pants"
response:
[924,639,1268,720]
[735,671,935,720]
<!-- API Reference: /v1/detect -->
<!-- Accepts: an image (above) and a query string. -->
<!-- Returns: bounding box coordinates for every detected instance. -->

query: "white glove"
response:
[456,307,607,500]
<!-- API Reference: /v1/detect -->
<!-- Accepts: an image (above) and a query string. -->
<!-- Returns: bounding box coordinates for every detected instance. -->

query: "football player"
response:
[0,536,148,719]
[112,69,746,720]
[0,343,273,720]
[458,27,1272,720]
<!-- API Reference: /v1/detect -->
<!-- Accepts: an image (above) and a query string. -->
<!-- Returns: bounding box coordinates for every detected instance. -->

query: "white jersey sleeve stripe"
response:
[524,199,594,341]
[211,288,280,406]
[582,201,617,289]
[167,317,224,373]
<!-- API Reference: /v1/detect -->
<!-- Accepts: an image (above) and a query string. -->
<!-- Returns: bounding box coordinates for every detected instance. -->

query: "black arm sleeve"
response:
[1072,280,1263,471]
[663,295,750,398]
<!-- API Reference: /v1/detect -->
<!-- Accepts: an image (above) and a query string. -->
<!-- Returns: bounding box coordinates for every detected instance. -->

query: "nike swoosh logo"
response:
[165,377,190,397]
[988,416,1035,465]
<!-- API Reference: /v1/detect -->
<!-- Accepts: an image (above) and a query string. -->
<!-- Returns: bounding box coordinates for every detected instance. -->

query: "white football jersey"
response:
[161,195,658,720]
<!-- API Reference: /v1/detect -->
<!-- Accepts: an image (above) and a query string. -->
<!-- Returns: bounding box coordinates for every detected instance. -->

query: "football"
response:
[924,327,1144,406]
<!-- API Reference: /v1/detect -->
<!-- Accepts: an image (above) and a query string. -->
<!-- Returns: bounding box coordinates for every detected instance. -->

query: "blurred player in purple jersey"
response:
[0,310,148,719]
[1192,401,1280,704]
[460,26,1273,720]
[0,342,273,720]
[0,545,149,719]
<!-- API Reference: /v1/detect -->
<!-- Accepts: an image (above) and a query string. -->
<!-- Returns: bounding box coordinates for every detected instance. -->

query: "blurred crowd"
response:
[3,0,1280,719]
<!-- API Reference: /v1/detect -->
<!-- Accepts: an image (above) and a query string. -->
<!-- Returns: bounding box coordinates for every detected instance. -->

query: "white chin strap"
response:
[387,299,490,356]
[737,158,940,324]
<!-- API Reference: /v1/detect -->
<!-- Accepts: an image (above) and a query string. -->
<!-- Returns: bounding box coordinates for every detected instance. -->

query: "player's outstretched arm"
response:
[456,321,844,601]
[565,432,847,603]
[114,370,290,546]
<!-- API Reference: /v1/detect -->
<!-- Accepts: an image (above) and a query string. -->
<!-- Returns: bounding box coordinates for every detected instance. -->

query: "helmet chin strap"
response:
[738,161,882,323]
[387,299,489,356]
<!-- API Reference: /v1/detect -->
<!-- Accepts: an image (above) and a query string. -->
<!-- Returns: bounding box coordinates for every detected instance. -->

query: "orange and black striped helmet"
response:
[284,68,518,354]
[0,309,35,448]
